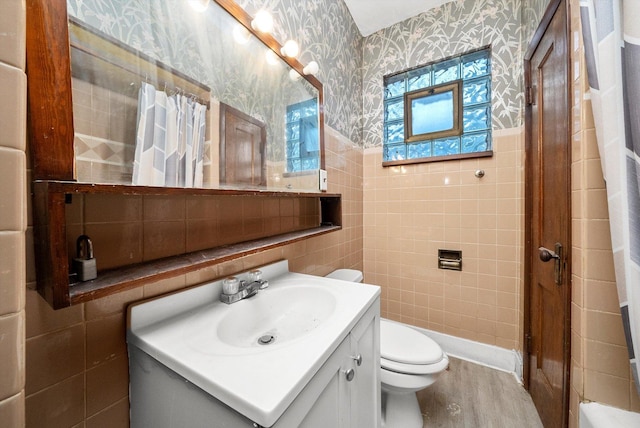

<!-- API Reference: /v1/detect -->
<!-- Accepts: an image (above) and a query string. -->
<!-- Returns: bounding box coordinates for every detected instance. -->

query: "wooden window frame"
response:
[404,80,463,143]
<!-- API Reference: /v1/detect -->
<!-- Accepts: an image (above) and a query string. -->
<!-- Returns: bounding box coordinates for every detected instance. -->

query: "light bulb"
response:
[233,25,251,45]
[303,61,319,75]
[265,49,279,65]
[188,0,210,12]
[281,40,299,58]
[289,69,302,81]
[251,10,274,33]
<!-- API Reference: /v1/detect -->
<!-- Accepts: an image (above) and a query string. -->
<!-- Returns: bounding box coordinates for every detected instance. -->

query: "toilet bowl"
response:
[325,269,449,428]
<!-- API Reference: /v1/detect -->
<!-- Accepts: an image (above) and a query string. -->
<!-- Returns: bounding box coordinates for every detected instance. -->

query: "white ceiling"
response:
[343,0,451,37]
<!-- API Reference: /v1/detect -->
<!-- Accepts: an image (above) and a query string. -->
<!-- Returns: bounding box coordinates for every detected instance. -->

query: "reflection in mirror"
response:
[66,0,322,192]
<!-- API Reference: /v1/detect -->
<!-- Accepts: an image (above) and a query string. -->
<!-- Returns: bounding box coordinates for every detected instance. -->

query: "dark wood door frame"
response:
[524,0,572,426]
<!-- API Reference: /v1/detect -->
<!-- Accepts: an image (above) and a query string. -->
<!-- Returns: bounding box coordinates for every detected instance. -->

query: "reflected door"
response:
[220,103,266,187]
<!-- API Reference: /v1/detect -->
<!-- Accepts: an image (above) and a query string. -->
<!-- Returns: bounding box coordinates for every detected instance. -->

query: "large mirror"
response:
[65,0,323,192]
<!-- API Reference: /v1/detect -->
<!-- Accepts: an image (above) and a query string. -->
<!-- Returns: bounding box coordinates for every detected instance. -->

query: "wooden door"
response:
[219,103,266,187]
[524,0,571,427]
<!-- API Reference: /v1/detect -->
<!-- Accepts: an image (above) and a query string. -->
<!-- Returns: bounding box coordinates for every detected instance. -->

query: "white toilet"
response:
[326,269,449,428]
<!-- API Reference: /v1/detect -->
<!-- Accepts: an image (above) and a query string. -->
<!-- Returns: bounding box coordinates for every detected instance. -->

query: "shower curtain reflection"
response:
[132,82,208,187]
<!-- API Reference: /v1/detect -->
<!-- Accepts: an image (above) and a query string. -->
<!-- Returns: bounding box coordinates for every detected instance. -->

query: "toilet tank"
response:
[325,269,363,283]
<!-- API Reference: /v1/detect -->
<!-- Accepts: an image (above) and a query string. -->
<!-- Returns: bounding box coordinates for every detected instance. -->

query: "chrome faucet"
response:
[220,270,269,304]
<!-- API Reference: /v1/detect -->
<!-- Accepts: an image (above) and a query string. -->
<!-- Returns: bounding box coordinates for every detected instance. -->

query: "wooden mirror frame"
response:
[25,0,340,309]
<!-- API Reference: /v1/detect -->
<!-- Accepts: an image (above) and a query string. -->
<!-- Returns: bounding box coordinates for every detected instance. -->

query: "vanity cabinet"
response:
[128,271,380,428]
[290,301,380,428]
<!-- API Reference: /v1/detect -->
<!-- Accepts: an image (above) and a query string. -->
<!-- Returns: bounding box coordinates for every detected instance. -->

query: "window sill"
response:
[283,170,318,178]
[382,150,493,167]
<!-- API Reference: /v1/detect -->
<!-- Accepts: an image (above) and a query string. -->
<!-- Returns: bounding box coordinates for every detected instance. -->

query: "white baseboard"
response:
[383,318,522,381]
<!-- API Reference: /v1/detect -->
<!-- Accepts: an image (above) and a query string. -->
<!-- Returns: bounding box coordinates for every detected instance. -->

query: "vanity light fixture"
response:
[303,61,319,75]
[251,10,274,33]
[281,40,300,58]
[187,0,211,12]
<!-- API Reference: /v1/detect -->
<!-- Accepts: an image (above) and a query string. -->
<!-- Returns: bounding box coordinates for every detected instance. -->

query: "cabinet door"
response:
[350,304,381,428]
[279,337,351,428]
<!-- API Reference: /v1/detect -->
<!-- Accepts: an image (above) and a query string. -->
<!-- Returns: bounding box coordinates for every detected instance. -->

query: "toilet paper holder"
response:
[438,249,462,271]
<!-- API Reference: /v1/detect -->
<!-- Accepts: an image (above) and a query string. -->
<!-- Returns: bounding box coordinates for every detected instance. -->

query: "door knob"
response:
[538,243,563,285]
[538,247,559,262]
[351,354,362,366]
[344,368,355,382]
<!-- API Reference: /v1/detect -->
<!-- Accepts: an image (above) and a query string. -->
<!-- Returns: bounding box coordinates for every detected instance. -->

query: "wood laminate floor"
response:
[416,357,543,428]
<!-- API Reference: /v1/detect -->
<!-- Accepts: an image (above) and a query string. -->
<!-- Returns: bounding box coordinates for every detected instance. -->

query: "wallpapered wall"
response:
[361,0,526,148]
[523,0,551,46]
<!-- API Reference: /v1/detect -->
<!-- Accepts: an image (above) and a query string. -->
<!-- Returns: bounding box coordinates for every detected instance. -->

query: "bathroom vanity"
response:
[127,260,381,427]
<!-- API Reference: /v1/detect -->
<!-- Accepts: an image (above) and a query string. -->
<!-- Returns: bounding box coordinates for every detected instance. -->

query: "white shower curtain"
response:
[580,0,640,393]
[133,82,207,187]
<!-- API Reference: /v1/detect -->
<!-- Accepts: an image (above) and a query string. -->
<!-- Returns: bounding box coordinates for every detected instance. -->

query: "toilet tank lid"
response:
[325,269,363,283]
[380,320,443,365]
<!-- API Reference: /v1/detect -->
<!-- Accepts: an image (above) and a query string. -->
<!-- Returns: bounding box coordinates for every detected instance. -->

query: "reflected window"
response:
[383,47,492,165]
[286,98,319,173]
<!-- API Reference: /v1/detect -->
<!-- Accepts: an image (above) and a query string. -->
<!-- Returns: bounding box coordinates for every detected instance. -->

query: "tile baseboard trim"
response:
[383,318,522,382]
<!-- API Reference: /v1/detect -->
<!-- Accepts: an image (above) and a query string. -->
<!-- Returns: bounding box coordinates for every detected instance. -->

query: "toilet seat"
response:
[380,320,447,375]
[381,354,449,375]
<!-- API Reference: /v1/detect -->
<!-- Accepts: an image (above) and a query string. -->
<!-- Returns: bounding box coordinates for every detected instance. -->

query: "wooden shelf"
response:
[32,181,342,309]
[68,226,340,305]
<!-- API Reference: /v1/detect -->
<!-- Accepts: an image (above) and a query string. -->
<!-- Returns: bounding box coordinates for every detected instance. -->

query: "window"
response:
[383,47,492,165]
[285,98,319,173]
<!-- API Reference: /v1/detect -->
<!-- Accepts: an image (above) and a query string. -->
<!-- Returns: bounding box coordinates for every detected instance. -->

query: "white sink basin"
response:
[217,285,336,348]
[127,261,380,427]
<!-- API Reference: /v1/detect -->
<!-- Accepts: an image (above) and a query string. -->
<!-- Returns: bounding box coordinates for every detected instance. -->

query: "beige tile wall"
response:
[24,125,363,427]
[64,193,320,272]
[362,128,525,350]
[568,1,640,426]
[0,0,26,425]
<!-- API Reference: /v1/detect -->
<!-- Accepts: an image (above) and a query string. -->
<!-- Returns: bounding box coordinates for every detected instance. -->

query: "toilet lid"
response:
[325,269,363,283]
[380,320,443,365]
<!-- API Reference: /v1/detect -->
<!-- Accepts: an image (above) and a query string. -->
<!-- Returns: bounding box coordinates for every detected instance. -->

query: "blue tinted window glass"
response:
[287,109,300,122]
[462,132,490,153]
[411,91,454,135]
[385,121,404,144]
[463,106,490,132]
[385,99,404,121]
[384,143,407,161]
[385,79,405,99]
[288,123,300,140]
[287,141,300,158]
[407,141,432,159]
[302,157,319,170]
[433,137,460,156]
[463,78,490,105]
[434,59,459,84]
[408,73,430,91]
[463,56,490,79]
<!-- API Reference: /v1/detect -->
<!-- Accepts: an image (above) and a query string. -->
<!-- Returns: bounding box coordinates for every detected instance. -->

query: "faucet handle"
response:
[249,269,269,289]
[248,269,263,282]
[222,277,240,294]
